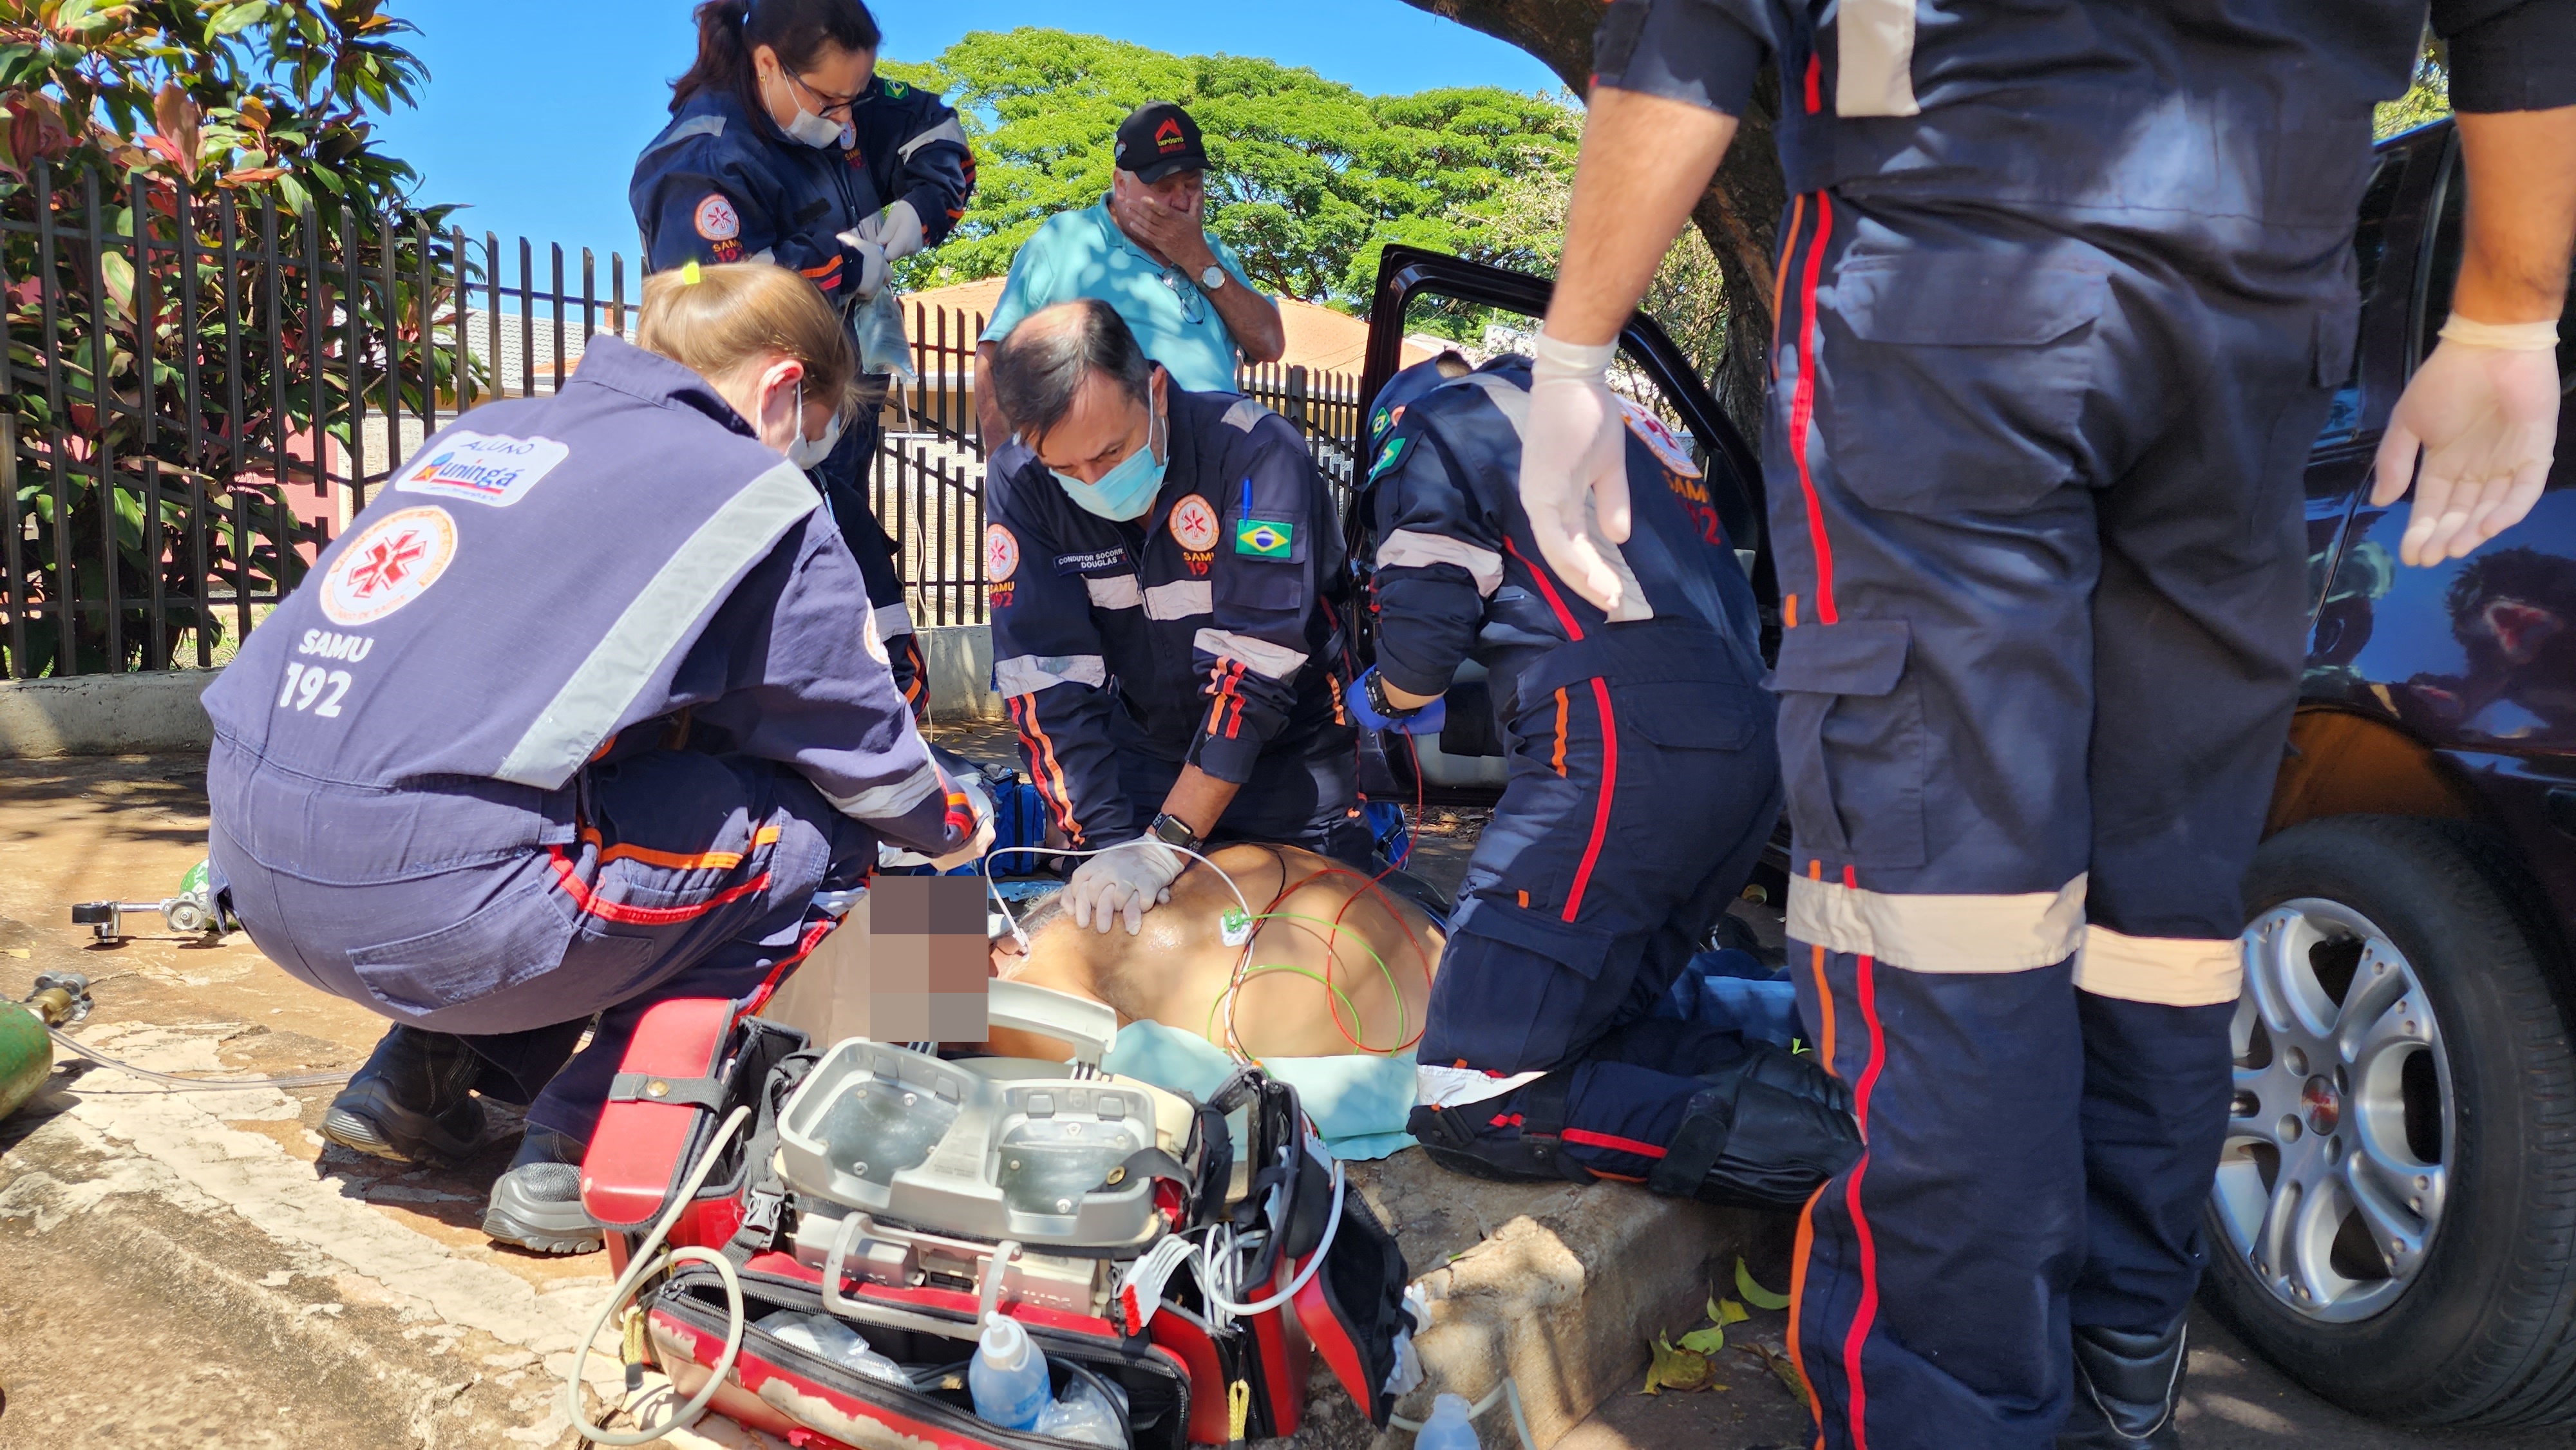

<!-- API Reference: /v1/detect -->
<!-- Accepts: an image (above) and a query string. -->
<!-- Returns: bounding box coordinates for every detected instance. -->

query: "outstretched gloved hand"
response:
[2373,315,2562,567]
[1345,667,1447,737]
[1517,333,1632,612]
[1065,838,1186,936]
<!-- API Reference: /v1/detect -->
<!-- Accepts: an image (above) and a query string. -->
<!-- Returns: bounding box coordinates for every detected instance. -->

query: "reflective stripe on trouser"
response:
[1763,189,2346,1449]
[1416,625,1783,1176]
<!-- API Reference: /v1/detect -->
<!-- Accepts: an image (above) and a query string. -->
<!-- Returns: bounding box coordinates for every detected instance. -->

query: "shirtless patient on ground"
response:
[985,844,1444,1062]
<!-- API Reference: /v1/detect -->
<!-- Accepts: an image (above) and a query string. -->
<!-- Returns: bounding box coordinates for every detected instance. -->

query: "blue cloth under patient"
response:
[1654,948,1804,1050]
[1101,1021,1421,1162]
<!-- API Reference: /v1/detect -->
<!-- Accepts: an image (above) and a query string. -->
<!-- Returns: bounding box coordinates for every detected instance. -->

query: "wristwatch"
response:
[1363,669,1423,721]
[1148,811,1204,854]
[1198,264,1227,292]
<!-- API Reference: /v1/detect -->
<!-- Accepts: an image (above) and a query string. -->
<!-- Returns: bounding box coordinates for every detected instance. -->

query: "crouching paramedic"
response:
[984,299,1370,936]
[1357,353,1855,1207]
[201,261,988,1254]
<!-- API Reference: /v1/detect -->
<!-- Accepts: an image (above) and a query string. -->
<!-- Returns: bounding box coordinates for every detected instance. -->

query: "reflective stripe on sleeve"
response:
[1084,574,1143,610]
[1787,871,2087,973]
[872,601,915,642]
[2074,925,2242,1007]
[896,115,969,160]
[1142,580,1212,620]
[824,757,942,822]
[1194,627,1308,681]
[993,653,1107,696]
[497,460,817,788]
[1377,529,1504,597]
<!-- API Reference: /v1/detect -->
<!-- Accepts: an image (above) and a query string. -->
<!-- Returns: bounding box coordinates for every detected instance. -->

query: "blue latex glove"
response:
[1346,667,1447,736]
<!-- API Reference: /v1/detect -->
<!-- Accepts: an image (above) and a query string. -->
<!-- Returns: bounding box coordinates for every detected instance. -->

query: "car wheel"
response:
[2201,814,2576,1425]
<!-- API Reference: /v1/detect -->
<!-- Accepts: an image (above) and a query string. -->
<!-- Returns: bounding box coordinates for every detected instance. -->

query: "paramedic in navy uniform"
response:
[202,263,988,1255]
[1517,1,2574,1447]
[983,299,1369,937]
[630,0,976,722]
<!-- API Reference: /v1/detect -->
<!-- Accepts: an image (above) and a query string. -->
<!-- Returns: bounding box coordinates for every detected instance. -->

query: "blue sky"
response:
[371,1,1564,272]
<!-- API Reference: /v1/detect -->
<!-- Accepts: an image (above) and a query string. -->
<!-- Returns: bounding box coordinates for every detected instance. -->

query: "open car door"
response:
[1344,245,1776,808]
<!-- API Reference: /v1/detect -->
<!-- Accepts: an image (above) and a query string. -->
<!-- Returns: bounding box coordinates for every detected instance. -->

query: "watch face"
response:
[1199,265,1225,290]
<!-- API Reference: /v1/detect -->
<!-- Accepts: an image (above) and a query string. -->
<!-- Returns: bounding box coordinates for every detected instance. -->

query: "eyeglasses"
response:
[1157,267,1207,325]
[785,70,860,121]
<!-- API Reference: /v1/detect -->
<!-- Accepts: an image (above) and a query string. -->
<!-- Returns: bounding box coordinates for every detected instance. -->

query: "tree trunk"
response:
[1400,0,1784,438]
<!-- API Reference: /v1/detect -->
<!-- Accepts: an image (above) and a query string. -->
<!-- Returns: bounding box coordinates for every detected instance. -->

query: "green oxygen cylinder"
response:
[0,979,81,1122]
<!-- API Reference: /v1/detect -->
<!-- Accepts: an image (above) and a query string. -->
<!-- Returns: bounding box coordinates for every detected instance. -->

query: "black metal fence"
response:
[1,160,1367,676]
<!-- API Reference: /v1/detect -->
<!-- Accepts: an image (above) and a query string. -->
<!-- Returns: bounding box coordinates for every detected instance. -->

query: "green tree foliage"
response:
[2376,36,2450,140]
[881,28,1580,309]
[0,1,458,677]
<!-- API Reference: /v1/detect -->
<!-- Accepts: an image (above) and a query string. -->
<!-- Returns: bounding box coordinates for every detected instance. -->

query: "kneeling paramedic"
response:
[202,261,990,1254]
[1522,1,2573,1445]
[1354,354,1855,1208]
[984,299,1369,936]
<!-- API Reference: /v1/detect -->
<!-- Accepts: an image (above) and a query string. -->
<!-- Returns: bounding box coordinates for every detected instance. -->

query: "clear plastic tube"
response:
[46,1027,355,1091]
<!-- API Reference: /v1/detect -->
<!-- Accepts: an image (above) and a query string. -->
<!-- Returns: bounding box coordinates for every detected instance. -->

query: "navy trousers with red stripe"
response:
[1761,182,2345,1448]
[215,746,875,1144]
[1417,617,1783,1175]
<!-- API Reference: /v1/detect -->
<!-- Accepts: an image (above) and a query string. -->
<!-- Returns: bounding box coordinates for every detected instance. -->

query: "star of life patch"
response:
[1168,494,1220,552]
[320,505,457,626]
[985,523,1020,583]
[694,194,741,241]
[861,604,890,665]
[393,431,570,508]
[1616,398,1701,480]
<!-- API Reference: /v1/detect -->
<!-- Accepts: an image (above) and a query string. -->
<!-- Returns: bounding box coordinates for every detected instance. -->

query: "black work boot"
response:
[1406,1073,1592,1184]
[2060,1318,2188,1449]
[481,1124,604,1255]
[321,1025,491,1167]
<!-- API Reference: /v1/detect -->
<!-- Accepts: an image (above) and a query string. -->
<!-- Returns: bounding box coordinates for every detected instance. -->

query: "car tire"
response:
[2202,813,2576,1425]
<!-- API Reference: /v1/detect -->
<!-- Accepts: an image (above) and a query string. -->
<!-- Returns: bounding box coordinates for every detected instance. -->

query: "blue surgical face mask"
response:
[1050,393,1167,522]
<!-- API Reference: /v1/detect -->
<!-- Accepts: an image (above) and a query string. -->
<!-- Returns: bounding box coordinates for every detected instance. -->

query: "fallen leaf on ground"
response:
[1644,1335,1718,1394]
[1680,1325,1726,1353]
[5,948,28,959]
[1736,1256,1791,1311]
[1715,1297,1750,1326]
[1743,1341,1808,1402]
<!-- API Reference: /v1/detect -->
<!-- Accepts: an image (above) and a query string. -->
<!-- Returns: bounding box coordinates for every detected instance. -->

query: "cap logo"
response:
[1155,118,1186,153]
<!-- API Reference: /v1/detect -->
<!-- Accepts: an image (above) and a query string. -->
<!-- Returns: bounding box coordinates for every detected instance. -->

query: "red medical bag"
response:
[580,994,1414,1449]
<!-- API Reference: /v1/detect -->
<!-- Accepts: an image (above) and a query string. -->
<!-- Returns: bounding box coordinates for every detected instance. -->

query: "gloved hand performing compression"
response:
[1064,838,1186,936]
[2373,315,2561,567]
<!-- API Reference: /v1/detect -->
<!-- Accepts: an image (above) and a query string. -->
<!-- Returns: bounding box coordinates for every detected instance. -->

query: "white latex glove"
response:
[875,772,996,871]
[1517,333,1633,612]
[836,202,922,304]
[2373,315,2562,567]
[833,232,891,302]
[1064,838,1185,936]
[929,773,996,872]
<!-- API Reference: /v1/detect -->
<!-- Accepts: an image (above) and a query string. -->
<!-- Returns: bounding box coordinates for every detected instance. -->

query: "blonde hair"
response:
[636,261,862,415]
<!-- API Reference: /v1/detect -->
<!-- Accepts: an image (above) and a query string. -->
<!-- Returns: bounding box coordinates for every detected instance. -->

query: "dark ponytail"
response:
[670,0,884,115]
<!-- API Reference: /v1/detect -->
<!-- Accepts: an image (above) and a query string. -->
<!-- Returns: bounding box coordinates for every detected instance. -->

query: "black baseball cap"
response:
[1114,102,1208,184]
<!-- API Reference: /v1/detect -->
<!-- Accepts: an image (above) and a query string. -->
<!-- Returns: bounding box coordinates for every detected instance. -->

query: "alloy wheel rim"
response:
[2213,898,2453,1324]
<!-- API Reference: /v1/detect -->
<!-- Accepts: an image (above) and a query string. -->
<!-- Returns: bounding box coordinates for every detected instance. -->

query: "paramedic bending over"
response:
[630,0,978,721]
[201,261,989,1257]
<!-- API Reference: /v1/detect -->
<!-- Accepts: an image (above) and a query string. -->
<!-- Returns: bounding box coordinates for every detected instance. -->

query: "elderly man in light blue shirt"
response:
[975,101,1286,446]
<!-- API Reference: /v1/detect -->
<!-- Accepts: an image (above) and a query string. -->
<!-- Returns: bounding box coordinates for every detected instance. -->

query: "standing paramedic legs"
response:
[1517,3,2572,1446]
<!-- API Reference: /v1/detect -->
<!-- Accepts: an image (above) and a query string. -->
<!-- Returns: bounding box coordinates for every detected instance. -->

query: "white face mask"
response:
[773,379,842,470]
[771,71,846,149]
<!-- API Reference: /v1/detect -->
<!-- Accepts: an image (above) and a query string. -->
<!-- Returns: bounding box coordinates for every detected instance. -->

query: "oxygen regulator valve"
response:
[70,860,230,945]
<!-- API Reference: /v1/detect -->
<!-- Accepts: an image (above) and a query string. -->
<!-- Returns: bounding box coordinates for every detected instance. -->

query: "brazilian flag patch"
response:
[1368,435,1406,479]
[884,79,911,98]
[1236,518,1296,560]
